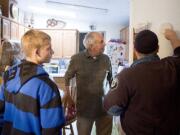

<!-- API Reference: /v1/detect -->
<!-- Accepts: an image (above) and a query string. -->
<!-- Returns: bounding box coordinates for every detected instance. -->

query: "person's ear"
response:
[134,47,137,56]
[134,48,140,59]
[156,45,159,53]
[35,48,40,57]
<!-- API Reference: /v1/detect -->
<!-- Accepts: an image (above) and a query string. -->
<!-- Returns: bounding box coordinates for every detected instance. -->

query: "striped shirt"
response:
[0,60,65,135]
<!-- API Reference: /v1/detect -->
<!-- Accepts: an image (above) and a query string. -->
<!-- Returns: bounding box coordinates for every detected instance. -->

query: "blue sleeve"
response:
[0,84,5,132]
[38,82,65,135]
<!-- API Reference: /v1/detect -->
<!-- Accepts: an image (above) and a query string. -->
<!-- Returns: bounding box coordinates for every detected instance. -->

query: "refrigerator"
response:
[105,39,128,77]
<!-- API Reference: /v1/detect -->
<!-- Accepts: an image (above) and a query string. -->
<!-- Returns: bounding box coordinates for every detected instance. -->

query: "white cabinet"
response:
[11,21,19,40]
[62,30,78,58]
[0,16,31,41]
[120,26,129,44]
[120,26,129,61]
[41,29,63,58]
[18,24,25,40]
[41,29,78,58]
[24,27,31,33]
[2,18,11,40]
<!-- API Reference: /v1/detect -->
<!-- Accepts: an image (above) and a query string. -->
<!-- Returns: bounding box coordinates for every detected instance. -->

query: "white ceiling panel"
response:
[17,0,129,25]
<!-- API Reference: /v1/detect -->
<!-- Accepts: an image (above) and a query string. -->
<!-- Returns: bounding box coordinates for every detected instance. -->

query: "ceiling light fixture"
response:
[46,0,108,13]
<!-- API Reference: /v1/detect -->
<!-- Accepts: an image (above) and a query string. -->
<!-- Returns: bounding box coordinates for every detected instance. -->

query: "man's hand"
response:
[164,29,180,49]
[62,86,75,108]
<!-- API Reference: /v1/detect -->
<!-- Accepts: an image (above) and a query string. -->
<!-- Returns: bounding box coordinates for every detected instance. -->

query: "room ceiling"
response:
[17,0,130,25]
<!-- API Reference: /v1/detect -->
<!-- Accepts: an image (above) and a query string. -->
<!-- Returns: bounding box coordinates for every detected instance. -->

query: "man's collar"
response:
[131,54,160,67]
[84,49,100,59]
[84,49,91,58]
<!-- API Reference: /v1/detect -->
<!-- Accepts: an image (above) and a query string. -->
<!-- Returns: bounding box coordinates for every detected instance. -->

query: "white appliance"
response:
[43,58,70,77]
[43,63,61,77]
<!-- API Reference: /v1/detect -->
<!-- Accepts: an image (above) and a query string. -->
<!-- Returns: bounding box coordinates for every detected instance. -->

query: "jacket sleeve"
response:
[0,84,5,133]
[38,81,65,135]
[103,71,130,116]
[64,56,77,86]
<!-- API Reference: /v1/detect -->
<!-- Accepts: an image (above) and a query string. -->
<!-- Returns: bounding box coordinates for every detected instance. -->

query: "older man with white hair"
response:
[64,32,113,135]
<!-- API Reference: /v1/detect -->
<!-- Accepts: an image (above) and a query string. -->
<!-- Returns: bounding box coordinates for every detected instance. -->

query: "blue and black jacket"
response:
[0,60,65,135]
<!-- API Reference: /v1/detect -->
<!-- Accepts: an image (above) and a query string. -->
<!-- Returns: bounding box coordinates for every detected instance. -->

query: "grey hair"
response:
[83,32,97,49]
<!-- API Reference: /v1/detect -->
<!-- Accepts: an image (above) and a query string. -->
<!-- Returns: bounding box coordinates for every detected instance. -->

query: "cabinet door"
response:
[120,27,129,61]
[120,27,129,44]
[24,27,31,33]
[2,19,11,40]
[11,21,19,40]
[19,24,25,40]
[42,29,63,58]
[62,30,77,58]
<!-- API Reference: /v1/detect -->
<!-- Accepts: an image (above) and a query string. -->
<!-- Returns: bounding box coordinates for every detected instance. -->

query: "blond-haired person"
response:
[0,30,65,135]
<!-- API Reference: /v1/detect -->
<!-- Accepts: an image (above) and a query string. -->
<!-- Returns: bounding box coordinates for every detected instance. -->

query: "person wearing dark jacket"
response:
[0,30,65,135]
[104,29,180,135]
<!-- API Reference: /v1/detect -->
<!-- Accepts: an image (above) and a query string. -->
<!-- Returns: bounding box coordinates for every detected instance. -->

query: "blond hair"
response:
[21,29,51,57]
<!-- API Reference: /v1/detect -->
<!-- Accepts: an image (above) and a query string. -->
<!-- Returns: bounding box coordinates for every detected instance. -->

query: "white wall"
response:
[129,0,180,64]
[30,15,125,42]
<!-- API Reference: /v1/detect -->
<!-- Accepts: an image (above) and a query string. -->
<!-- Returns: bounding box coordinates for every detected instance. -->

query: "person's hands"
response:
[164,29,180,49]
[62,92,75,107]
[62,87,76,121]
[62,86,75,108]
[164,29,177,40]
